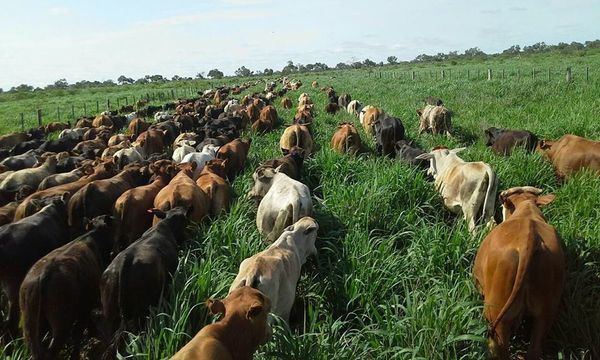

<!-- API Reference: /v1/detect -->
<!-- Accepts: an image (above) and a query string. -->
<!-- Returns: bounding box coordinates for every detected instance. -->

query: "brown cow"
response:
[311,80,319,88]
[92,114,114,128]
[44,122,70,134]
[196,159,231,217]
[361,106,385,136]
[75,117,94,128]
[14,160,118,221]
[108,134,131,147]
[171,287,271,360]
[136,129,168,157]
[473,187,565,360]
[19,216,115,359]
[281,97,292,109]
[216,138,252,181]
[537,134,600,178]
[112,160,178,255]
[252,105,278,133]
[0,201,18,226]
[417,104,452,136]
[279,124,313,158]
[256,147,305,181]
[246,104,260,124]
[153,163,210,224]
[128,118,151,138]
[68,164,150,236]
[331,122,362,154]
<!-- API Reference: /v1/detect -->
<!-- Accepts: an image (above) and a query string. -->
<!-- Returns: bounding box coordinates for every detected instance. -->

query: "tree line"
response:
[2,40,599,94]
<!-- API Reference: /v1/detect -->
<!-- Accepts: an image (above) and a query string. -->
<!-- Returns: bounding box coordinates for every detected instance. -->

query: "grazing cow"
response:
[75,118,94,128]
[484,127,539,155]
[325,102,340,114]
[248,167,313,242]
[108,134,131,147]
[19,215,115,359]
[216,138,251,182]
[230,217,318,324]
[311,80,319,88]
[258,147,305,181]
[171,287,271,360]
[181,144,220,180]
[153,163,210,224]
[38,164,93,190]
[424,96,444,106]
[113,145,144,169]
[279,125,313,158]
[293,107,314,126]
[101,140,132,159]
[9,139,44,156]
[100,207,188,343]
[473,187,565,360]
[135,129,168,157]
[68,165,150,236]
[92,115,113,128]
[173,132,200,149]
[281,97,292,109]
[331,122,362,155]
[374,116,405,157]
[346,100,363,116]
[151,120,180,145]
[128,118,151,138]
[536,134,600,178]
[73,137,108,159]
[58,127,87,140]
[252,105,278,133]
[0,149,40,171]
[415,147,497,231]
[113,160,178,254]
[0,155,58,194]
[14,160,118,221]
[83,126,112,142]
[360,106,385,136]
[246,104,260,124]
[338,94,352,108]
[394,140,428,169]
[172,143,196,163]
[0,195,70,334]
[39,136,81,154]
[417,104,452,136]
[196,159,231,217]
[44,122,70,134]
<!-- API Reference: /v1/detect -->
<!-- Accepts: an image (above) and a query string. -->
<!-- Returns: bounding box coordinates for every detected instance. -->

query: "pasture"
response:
[1,52,600,359]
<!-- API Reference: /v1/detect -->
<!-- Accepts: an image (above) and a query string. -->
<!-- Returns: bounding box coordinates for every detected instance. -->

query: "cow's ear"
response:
[60,192,69,204]
[189,161,198,171]
[281,148,290,155]
[207,299,225,315]
[414,153,433,161]
[450,147,466,154]
[274,164,284,173]
[416,109,423,116]
[536,194,555,207]
[303,223,318,235]
[246,303,264,320]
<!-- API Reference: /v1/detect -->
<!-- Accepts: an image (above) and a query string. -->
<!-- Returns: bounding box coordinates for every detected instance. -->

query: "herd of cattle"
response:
[0,74,598,359]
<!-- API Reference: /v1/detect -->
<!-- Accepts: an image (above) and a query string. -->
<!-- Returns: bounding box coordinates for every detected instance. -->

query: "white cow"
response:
[154,111,173,122]
[172,142,196,163]
[347,100,363,116]
[248,166,313,242]
[181,144,219,180]
[416,147,497,231]
[113,145,144,169]
[358,105,374,125]
[229,217,318,323]
[58,127,88,140]
[0,156,58,192]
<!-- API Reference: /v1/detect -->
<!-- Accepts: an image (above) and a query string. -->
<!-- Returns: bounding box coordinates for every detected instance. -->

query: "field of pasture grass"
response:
[2,51,600,359]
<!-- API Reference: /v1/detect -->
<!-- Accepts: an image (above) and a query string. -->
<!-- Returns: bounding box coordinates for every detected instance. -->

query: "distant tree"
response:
[135,78,149,85]
[336,62,350,70]
[171,75,182,81]
[464,47,486,57]
[351,61,364,69]
[387,56,398,64]
[207,69,224,79]
[53,78,69,89]
[447,51,459,59]
[263,68,274,76]
[362,58,376,67]
[195,72,205,79]
[281,61,298,74]
[0,88,3,94]
[10,84,34,92]
[585,39,600,48]
[117,75,134,85]
[502,45,521,54]
[148,75,165,82]
[235,66,253,77]
[102,79,115,86]
[523,42,547,53]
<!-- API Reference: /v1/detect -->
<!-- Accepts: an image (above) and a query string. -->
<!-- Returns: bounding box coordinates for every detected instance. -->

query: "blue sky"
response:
[0,0,598,89]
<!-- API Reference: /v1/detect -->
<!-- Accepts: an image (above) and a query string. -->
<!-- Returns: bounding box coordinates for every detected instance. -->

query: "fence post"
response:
[171,89,175,99]
[411,71,415,80]
[71,104,75,119]
[83,103,87,116]
[125,97,128,106]
[467,69,470,79]
[378,71,382,79]
[532,68,536,79]
[548,68,551,81]
[106,99,110,111]
[20,113,24,131]
[57,106,61,121]
[441,70,445,79]
[502,69,505,79]
[517,69,520,80]
[37,109,42,127]
[566,67,572,82]
[487,69,492,81]
[117,98,120,107]
[586,66,589,81]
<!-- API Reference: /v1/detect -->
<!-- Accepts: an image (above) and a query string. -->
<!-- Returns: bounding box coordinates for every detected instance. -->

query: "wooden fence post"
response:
[117,98,120,107]
[83,103,87,116]
[36,109,42,127]
[171,89,175,99]
[517,69,520,80]
[378,71,382,79]
[502,69,505,79]
[566,67,572,82]
[106,99,110,111]
[71,104,75,119]
[586,66,589,81]
[532,68,536,79]
[487,69,492,81]
[441,70,445,79]
[125,97,128,105]
[411,71,415,80]
[467,69,470,79]
[57,106,61,121]
[96,100,99,113]
[20,113,24,131]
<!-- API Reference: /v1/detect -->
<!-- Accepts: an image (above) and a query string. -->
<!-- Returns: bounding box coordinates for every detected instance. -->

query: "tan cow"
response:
[195,159,231,217]
[415,147,497,231]
[537,134,600,179]
[360,106,385,136]
[229,217,318,323]
[0,156,58,193]
[346,100,363,116]
[281,97,292,109]
[331,122,362,154]
[474,187,565,359]
[279,124,313,158]
[417,104,452,136]
[171,287,271,360]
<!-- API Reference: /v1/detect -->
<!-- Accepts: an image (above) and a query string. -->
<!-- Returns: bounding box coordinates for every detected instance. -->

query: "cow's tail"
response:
[21,264,50,360]
[480,166,498,226]
[294,126,301,148]
[489,222,536,338]
[112,198,128,255]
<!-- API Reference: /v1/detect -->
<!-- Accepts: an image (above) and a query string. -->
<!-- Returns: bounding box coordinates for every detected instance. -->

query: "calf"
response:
[258,147,304,181]
[153,163,210,224]
[484,127,538,155]
[217,138,252,182]
[248,167,313,242]
[230,217,317,324]
[171,287,271,360]
[417,104,452,136]
[473,187,565,359]
[416,147,497,231]
[0,196,70,334]
[113,160,177,254]
[394,140,427,169]
[100,207,188,344]
[19,216,115,359]
[279,125,312,158]
[68,165,150,236]
[331,122,362,154]
[196,159,231,217]
[536,134,600,178]
[374,116,405,157]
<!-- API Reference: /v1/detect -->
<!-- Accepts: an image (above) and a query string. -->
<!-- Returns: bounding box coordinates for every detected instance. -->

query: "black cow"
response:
[0,195,70,335]
[424,96,444,106]
[150,120,180,146]
[9,139,44,156]
[484,127,538,155]
[19,215,115,359]
[0,149,40,171]
[374,117,405,157]
[394,140,428,169]
[39,136,80,153]
[100,207,188,353]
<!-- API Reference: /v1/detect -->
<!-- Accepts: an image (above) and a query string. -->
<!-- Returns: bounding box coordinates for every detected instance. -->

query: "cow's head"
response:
[499,187,555,221]
[282,216,319,260]
[535,139,555,155]
[415,147,465,177]
[247,166,280,204]
[416,108,424,118]
[203,159,228,179]
[484,127,501,146]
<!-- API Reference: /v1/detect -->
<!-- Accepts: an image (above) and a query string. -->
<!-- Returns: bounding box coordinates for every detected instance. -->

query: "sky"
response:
[0,0,598,89]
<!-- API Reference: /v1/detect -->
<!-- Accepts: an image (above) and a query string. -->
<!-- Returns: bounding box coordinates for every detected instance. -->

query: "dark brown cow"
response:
[127,118,150,138]
[281,97,292,109]
[196,159,231,217]
[44,122,70,134]
[135,129,168,157]
[484,127,538,156]
[19,215,115,359]
[0,202,18,226]
[257,147,304,180]
[474,187,565,359]
[216,138,252,181]
[252,105,278,133]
